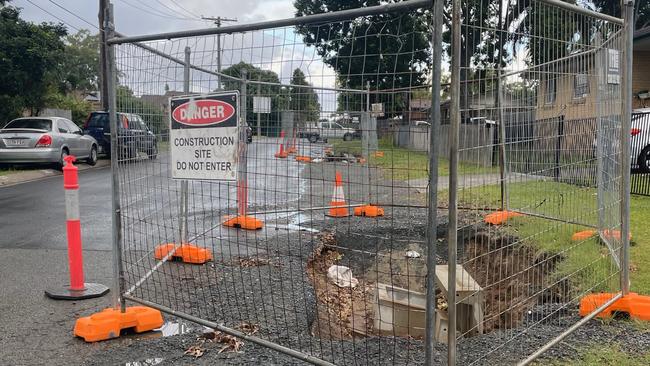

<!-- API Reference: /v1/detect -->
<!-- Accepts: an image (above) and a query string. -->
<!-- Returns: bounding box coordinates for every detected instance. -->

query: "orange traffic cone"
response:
[275,130,288,158]
[326,171,349,217]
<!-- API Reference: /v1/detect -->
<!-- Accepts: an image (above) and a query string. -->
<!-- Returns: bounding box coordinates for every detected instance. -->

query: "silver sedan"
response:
[0,117,99,168]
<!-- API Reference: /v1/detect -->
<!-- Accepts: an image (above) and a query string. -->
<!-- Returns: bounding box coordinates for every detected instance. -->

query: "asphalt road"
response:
[0,163,113,251]
[0,137,323,252]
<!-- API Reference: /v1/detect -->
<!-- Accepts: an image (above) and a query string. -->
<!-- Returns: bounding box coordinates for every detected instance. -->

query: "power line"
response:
[168,0,200,19]
[119,0,204,22]
[23,0,81,31]
[153,0,200,20]
[47,0,99,30]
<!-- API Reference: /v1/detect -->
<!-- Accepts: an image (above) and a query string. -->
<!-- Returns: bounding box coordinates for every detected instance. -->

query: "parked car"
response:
[0,117,98,168]
[413,120,431,127]
[301,120,357,142]
[243,121,253,143]
[631,110,650,172]
[83,111,157,159]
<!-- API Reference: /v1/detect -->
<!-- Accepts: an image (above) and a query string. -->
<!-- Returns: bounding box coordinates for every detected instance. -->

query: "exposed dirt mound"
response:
[463,230,566,332]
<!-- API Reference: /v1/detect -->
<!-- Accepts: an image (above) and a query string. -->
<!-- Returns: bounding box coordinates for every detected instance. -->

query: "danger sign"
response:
[170,92,239,181]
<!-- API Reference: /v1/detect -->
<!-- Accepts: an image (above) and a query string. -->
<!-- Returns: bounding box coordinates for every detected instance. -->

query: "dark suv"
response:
[84,111,157,159]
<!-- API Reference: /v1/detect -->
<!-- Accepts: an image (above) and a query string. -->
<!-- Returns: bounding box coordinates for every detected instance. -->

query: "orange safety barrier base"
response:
[580,292,650,321]
[354,204,385,217]
[223,215,264,230]
[373,151,384,157]
[572,229,632,242]
[286,146,297,154]
[295,155,311,163]
[572,230,597,241]
[326,202,349,218]
[74,306,164,342]
[484,210,523,225]
[274,151,288,158]
[154,243,213,264]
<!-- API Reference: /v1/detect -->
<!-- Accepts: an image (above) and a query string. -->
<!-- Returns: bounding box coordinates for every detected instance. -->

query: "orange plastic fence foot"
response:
[286,147,297,154]
[373,151,384,157]
[223,215,264,230]
[603,229,632,241]
[580,293,650,321]
[74,306,164,342]
[274,151,288,158]
[326,202,349,218]
[572,230,597,242]
[354,204,385,217]
[154,243,213,264]
[295,155,311,163]
[484,210,523,225]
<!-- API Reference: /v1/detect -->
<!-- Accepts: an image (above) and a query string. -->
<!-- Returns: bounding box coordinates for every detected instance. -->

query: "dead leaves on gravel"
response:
[185,322,259,358]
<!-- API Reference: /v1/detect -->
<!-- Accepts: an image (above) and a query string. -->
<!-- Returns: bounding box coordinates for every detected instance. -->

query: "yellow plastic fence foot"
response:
[484,210,523,225]
[154,243,213,264]
[223,215,264,230]
[580,293,650,321]
[74,306,164,342]
[354,204,385,217]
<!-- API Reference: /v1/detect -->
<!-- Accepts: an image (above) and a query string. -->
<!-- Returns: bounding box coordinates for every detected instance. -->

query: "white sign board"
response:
[607,49,620,85]
[253,96,271,114]
[170,92,239,181]
[371,103,384,117]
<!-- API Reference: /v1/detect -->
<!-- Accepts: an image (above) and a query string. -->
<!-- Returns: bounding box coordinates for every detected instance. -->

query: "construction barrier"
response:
[99,1,637,364]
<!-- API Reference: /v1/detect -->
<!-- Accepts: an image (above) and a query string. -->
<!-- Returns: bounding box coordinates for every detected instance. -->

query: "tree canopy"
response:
[289,68,320,122]
[294,0,431,112]
[0,3,67,122]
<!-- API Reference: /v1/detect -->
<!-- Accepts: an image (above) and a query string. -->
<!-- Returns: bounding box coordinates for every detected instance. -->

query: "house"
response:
[535,26,650,120]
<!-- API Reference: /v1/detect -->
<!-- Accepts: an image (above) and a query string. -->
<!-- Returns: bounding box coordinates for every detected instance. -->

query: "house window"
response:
[574,73,590,99]
[545,77,556,105]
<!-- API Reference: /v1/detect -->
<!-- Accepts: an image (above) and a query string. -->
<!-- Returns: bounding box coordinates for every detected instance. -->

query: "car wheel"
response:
[87,145,98,166]
[148,143,158,160]
[637,145,650,173]
[57,148,69,171]
[343,133,353,141]
[308,134,318,143]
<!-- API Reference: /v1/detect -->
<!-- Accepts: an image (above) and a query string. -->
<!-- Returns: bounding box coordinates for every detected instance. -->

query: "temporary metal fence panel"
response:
[448,0,627,365]
[104,0,629,365]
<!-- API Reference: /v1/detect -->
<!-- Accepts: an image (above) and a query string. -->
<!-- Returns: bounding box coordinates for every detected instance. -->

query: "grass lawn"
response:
[459,181,650,365]
[330,138,498,180]
[544,345,650,366]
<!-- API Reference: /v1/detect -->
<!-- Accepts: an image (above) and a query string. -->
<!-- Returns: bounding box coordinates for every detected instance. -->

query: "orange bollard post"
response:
[45,156,109,300]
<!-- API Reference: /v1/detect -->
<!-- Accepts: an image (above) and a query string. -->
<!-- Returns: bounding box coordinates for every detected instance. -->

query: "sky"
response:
[13,0,343,113]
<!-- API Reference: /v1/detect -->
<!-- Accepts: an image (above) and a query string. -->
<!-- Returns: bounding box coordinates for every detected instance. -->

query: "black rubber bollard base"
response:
[45,283,110,300]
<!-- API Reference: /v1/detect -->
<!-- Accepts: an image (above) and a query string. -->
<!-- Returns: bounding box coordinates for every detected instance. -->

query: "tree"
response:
[221,62,287,136]
[289,68,320,122]
[294,0,431,112]
[592,0,650,30]
[60,30,100,93]
[0,3,67,122]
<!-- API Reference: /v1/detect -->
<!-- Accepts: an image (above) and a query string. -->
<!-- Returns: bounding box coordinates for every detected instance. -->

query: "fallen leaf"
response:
[184,344,205,358]
[235,321,259,335]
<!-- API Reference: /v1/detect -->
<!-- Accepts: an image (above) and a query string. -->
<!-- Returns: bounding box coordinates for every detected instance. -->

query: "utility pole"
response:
[201,16,237,89]
[99,0,109,111]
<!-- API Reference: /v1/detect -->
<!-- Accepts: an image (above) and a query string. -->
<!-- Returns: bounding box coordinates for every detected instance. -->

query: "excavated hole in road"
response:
[306,224,567,340]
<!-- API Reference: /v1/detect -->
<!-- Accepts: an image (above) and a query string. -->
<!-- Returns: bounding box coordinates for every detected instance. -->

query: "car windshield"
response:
[87,113,109,128]
[3,119,52,131]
